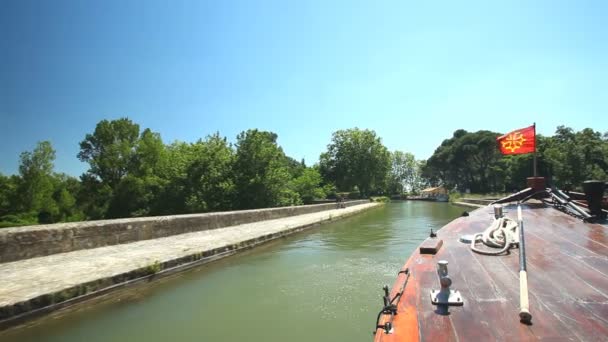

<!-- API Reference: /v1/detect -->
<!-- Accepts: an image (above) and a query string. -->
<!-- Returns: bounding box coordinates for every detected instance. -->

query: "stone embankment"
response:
[0,200,378,329]
[0,200,369,263]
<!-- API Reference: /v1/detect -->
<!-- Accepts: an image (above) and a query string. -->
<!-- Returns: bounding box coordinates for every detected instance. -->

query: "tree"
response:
[78,118,141,187]
[77,173,112,220]
[423,130,505,192]
[387,151,417,194]
[106,174,159,218]
[152,141,199,215]
[183,133,236,212]
[16,141,58,221]
[284,157,307,179]
[0,142,84,225]
[422,126,608,193]
[233,129,300,209]
[78,119,167,218]
[119,128,167,217]
[319,128,390,196]
[133,128,165,177]
[544,126,608,187]
[411,160,428,194]
[292,167,326,204]
[0,174,18,218]
[52,174,84,222]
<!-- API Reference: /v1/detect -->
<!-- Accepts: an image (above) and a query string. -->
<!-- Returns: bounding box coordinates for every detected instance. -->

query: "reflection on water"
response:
[1,202,463,342]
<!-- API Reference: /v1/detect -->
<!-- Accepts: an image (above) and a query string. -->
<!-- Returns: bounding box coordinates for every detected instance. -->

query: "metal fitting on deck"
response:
[430,260,463,306]
[437,260,451,287]
[493,205,503,219]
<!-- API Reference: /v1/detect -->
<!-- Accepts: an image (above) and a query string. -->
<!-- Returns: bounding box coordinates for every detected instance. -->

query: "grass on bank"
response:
[370,196,390,203]
[448,192,509,203]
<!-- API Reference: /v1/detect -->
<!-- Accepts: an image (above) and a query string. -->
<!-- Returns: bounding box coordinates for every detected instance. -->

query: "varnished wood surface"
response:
[374,203,608,341]
[419,237,443,255]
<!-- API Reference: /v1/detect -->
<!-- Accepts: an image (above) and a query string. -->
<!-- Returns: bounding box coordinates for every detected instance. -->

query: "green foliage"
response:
[450,192,509,201]
[284,157,307,178]
[423,130,504,192]
[0,174,18,217]
[411,160,428,194]
[332,191,361,200]
[370,196,390,203]
[0,142,87,226]
[77,173,112,220]
[17,141,57,214]
[0,213,38,228]
[292,168,326,204]
[78,118,141,188]
[544,126,608,187]
[4,122,332,226]
[183,133,235,212]
[107,175,156,218]
[233,129,300,209]
[321,183,337,199]
[145,260,162,275]
[3,117,605,228]
[52,174,85,222]
[387,151,425,194]
[134,129,165,177]
[153,141,200,215]
[78,118,167,218]
[319,128,391,196]
[423,126,608,193]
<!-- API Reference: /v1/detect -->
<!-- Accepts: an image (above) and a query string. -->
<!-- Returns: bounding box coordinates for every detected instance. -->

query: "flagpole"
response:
[533,122,537,177]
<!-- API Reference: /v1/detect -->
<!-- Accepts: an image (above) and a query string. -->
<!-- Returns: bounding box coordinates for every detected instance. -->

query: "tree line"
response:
[0,119,423,227]
[1,119,605,227]
[422,126,608,193]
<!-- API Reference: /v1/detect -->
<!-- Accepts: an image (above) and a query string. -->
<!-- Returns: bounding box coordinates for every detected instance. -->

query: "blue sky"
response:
[1,0,607,176]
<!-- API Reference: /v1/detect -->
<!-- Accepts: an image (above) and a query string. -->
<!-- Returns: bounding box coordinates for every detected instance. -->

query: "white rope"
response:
[470,217,519,255]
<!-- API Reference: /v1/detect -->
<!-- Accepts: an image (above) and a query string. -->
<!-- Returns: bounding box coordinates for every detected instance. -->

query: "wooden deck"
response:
[374,203,608,341]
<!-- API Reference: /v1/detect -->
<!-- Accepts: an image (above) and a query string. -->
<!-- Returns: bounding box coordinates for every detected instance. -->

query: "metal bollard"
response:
[494,205,503,219]
[430,260,463,306]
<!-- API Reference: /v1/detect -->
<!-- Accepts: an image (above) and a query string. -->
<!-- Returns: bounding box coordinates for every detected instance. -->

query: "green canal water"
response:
[2,202,464,342]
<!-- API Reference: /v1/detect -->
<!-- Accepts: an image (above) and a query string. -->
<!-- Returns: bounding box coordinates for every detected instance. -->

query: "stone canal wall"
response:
[0,202,380,329]
[0,200,369,263]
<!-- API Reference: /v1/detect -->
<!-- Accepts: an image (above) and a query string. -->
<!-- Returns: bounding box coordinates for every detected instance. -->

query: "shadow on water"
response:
[1,202,464,342]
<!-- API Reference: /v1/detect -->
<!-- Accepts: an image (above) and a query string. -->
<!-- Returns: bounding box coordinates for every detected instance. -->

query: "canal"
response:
[1,201,464,342]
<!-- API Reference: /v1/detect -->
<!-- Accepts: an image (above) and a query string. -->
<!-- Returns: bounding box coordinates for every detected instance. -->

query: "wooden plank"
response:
[524,233,608,302]
[514,205,608,340]
[419,238,443,255]
[437,211,540,341]
[473,252,576,340]
[499,239,608,341]
[443,245,517,341]
[521,208,608,281]
[525,209,608,257]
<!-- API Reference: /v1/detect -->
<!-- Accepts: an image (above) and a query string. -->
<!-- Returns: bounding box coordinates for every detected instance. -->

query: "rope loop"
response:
[471,217,519,255]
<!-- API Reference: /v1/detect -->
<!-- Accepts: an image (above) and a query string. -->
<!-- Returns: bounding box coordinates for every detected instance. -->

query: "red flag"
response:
[496,125,536,155]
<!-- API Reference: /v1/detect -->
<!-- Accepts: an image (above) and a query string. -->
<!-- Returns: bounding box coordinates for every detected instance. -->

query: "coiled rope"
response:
[470,216,519,255]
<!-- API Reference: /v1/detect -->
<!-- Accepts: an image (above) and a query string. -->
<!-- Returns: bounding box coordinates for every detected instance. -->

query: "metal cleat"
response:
[430,260,464,306]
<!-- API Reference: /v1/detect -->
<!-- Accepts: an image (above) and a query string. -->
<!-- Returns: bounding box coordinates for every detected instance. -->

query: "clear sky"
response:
[1,0,607,176]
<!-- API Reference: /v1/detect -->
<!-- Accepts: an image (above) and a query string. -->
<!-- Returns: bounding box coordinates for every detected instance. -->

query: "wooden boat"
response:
[373,181,607,341]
